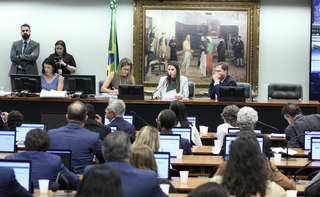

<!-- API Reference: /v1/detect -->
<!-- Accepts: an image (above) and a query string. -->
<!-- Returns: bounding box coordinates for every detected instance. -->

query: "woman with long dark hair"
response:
[169,100,202,146]
[153,60,188,100]
[211,137,288,197]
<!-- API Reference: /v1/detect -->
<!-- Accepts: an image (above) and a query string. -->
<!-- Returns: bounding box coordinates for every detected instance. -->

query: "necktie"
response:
[23,41,27,55]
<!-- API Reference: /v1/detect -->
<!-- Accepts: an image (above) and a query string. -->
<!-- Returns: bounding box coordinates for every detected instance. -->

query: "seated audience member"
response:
[0,111,8,130]
[49,40,77,76]
[40,58,63,91]
[219,106,273,158]
[6,110,23,130]
[215,131,295,190]
[169,100,202,146]
[84,103,111,141]
[187,182,228,197]
[105,99,135,137]
[5,129,80,189]
[48,101,105,174]
[305,171,320,196]
[282,102,320,148]
[130,144,177,193]
[76,165,125,197]
[153,60,188,100]
[208,62,237,99]
[0,167,32,197]
[217,105,239,142]
[157,109,192,155]
[85,131,167,197]
[101,58,135,94]
[211,137,287,197]
[133,126,160,152]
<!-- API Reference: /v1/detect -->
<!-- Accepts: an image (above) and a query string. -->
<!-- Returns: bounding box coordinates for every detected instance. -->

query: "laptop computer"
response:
[159,134,181,157]
[110,125,118,133]
[311,137,320,161]
[16,123,48,146]
[228,128,262,134]
[304,130,320,150]
[46,149,72,171]
[154,152,171,180]
[172,127,191,144]
[0,130,16,153]
[41,112,67,130]
[187,116,196,127]
[104,115,133,125]
[0,159,32,192]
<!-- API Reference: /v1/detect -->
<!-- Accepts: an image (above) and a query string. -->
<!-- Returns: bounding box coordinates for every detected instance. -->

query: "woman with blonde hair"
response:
[133,126,160,152]
[101,58,135,95]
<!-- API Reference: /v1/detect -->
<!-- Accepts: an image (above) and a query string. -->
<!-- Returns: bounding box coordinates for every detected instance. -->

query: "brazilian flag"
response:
[107,0,119,74]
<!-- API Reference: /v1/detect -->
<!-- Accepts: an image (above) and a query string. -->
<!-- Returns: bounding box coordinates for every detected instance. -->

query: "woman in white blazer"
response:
[153,61,189,100]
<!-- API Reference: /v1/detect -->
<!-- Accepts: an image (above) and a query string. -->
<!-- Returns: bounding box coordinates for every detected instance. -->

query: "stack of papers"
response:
[0,92,11,96]
[272,147,298,156]
[94,93,117,100]
[269,133,286,138]
[40,90,67,98]
[212,147,221,155]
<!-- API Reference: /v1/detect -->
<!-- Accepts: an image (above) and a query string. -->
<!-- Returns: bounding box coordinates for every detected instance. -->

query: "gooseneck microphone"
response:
[130,111,149,126]
[257,120,279,133]
[51,171,75,196]
[293,160,312,184]
[151,75,171,100]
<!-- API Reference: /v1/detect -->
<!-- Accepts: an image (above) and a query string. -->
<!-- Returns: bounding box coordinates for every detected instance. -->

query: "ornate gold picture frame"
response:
[133,0,260,95]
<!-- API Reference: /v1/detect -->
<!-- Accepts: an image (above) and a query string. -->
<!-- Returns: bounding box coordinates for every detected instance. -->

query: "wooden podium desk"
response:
[0,96,318,131]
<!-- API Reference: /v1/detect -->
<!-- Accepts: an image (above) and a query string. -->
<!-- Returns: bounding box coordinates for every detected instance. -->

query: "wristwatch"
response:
[65,64,68,67]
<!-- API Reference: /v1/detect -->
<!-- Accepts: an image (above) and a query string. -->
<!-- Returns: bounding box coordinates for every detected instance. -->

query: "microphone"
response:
[257,120,279,133]
[88,146,99,164]
[292,160,312,184]
[42,86,50,91]
[151,75,171,100]
[51,171,61,192]
[130,111,149,126]
[51,172,75,196]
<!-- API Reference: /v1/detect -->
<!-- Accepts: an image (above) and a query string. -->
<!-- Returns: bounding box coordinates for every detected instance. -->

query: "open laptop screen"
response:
[110,125,118,133]
[187,116,196,127]
[154,152,171,180]
[46,149,72,171]
[159,134,181,157]
[228,128,262,134]
[16,123,48,143]
[311,137,320,160]
[0,130,16,153]
[104,115,133,125]
[304,130,320,150]
[172,127,191,144]
[0,159,32,192]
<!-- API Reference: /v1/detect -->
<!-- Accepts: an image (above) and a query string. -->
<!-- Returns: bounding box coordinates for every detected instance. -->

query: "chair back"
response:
[236,82,252,99]
[98,80,104,93]
[268,83,303,100]
[188,81,195,99]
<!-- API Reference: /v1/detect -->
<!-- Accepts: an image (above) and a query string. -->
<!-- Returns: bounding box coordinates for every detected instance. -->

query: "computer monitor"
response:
[159,134,181,157]
[118,85,144,100]
[110,125,118,133]
[64,74,96,94]
[16,123,48,146]
[0,130,16,153]
[154,152,171,180]
[10,74,42,93]
[46,149,72,170]
[0,159,32,192]
[187,116,196,127]
[104,115,133,125]
[172,127,191,144]
[219,86,245,102]
[228,128,262,134]
[311,137,320,160]
[41,113,67,130]
[303,130,320,150]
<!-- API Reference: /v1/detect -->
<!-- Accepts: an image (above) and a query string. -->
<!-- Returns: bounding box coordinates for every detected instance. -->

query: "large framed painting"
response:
[133,0,260,95]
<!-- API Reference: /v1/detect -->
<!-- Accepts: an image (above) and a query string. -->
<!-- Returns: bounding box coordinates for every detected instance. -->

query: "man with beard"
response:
[181,34,193,75]
[9,23,40,75]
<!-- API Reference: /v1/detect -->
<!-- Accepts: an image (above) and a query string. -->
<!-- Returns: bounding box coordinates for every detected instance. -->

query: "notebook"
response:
[46,149,72,171]
[303,130,320,150]
[0,159,32,192]
[187,116,196,127]
[104,115,133,125]
[172,127,191,144]
[311,137,320,161]
[154,152,171,180]
[159,134,181,157]
[16,123,48,146]
[228,128,262,134]
[110,125,118,133]
[0,130,16,153]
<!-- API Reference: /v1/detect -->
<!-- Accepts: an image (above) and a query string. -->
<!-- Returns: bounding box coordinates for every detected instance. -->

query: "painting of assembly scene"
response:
[144,10,247,84]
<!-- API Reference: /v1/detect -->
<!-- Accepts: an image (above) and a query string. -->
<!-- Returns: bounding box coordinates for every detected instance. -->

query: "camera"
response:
[54,56,61,62]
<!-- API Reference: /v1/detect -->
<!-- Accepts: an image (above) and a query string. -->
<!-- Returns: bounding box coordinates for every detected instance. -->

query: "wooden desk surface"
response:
[200,132,286,141]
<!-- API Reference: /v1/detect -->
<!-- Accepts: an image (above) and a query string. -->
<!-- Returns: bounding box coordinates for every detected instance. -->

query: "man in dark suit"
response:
[85,131,167,197]
[105,99,135,137]
[0,167,32,197]
[208,62,236,99]
[9,23,40,75]
[48,101,105,174]
[219,106,273,157]
[282,102,320,148]
[84,103,111,141]
[157,109,192,155]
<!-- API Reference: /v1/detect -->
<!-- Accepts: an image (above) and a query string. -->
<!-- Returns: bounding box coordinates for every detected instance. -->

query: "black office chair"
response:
[98,80,104,93]
[188,82,195,99]
[236,82,252,100]
[268,83,303,100]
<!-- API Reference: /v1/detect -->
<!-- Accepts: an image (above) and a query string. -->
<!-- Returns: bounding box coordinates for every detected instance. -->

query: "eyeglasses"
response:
[123,68,131,72]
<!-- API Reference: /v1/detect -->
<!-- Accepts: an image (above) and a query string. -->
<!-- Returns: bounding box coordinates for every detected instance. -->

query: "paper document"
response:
[272,147,298,156]
[0,92,11,96]
[40,90,67,98]
[269,133,286,138]
[212,147,221,155]
[162,89,177,100]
